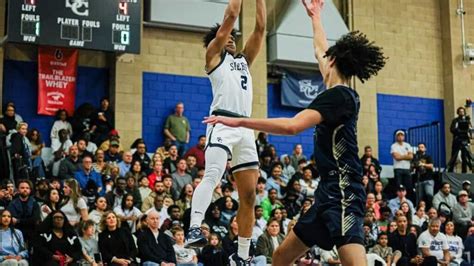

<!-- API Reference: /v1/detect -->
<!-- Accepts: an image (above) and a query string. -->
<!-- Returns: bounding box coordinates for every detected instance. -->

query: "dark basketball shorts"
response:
[293,176,366,250]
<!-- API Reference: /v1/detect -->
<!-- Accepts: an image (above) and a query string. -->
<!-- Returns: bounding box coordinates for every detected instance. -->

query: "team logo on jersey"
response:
[299,80,321,100]
[217,137,223,143]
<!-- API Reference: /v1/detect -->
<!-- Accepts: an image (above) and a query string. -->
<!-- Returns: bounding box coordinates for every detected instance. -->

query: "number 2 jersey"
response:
[207,51,253,117]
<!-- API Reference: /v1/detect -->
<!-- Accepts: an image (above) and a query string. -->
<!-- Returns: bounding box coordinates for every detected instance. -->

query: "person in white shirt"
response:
[417,218,450,265]
[50,109,73,142]
[444,221,464,265]
[391,130,414,201]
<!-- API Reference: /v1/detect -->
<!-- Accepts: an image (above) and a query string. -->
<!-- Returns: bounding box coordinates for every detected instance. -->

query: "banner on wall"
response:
[281,68,326,108]
[38,46,78,116]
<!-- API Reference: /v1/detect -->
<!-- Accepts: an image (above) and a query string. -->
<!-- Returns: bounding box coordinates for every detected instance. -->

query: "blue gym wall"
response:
[267,84,314,158]
[2,60,109,146]
[142,72,212,151]
[377,93,445,166]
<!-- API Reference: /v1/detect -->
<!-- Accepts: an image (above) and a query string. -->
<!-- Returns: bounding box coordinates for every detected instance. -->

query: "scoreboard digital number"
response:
[7,0,141,54]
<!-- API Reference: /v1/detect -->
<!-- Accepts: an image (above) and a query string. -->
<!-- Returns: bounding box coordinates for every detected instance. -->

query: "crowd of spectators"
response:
[0,100,473,265]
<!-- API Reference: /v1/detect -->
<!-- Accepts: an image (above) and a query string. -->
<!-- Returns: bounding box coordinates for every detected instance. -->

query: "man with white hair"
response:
[417,218,450,265]
[118,151,133,177]
[137,210,176,265]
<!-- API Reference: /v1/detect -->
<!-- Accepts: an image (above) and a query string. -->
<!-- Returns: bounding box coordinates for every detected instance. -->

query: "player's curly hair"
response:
[325,31,387,83]
[203,24,237,48]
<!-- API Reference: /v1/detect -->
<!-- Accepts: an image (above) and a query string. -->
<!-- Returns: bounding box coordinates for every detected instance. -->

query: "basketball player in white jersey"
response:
[185,0,266,265]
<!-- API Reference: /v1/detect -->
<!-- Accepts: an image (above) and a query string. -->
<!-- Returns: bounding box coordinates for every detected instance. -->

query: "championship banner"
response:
[281,68,326,108]
[38,46,78,116]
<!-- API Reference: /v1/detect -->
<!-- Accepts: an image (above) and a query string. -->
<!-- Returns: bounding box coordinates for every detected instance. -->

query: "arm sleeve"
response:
[164,117,171,130]
[417,234,430,248]
[137,233,161,263]
[306,88,352,126]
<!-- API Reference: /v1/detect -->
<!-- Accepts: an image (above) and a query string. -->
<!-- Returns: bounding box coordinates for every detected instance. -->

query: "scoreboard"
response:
[7,0,141,54]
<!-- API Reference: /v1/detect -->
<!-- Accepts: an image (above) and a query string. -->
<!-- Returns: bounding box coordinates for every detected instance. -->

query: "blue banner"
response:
[281,69,326,108]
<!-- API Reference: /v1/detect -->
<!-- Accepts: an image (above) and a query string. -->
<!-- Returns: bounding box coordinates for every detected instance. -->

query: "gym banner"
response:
[281,68,326,108]
[38,46,78,116]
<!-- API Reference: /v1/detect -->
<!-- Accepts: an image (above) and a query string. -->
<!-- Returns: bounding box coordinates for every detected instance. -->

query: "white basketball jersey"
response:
[207,52,253,117]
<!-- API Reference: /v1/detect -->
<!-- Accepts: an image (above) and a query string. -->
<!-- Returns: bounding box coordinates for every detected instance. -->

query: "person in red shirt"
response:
[147,161,164,189]
[184,135,206,168]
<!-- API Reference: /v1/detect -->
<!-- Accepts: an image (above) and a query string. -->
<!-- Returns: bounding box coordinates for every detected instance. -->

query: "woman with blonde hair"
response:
[60,179,88,226]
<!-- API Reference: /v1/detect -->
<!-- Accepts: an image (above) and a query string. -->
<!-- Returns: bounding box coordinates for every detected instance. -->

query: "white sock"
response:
[238,237,251,260]
[189,148,227,228]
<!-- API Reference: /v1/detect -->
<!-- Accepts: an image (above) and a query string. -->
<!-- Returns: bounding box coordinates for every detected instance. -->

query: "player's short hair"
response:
[325,31,387,83]
[203,24,237,48]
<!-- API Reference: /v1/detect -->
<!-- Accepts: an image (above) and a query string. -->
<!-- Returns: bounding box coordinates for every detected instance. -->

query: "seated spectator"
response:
[388,185,414,216]
[148,161,165,189]
[126,160,146,184]
[452,190,473,238]
[7,180,39,243]
[261,189,283,221]
[254,205,266,232]
[0,210,28,265]
[74,155,103,195]
[142,180,168,213]
[113,194,143,233]
[369,232,400,266]
[464,226,474,261]
[161,204,183,231]
[256,218,284,265]
[299,166,318,198]
[118,151,133,177]
[373,180,386,203]
[185,155,198,178]
[163,145,179,174]
[200,233,227,266]
[60,179,88,226]
[462,180,474,200]
[58,145,81,180]
[253,177,266,207]
[137,210,176,265]
[156,138,172,163]
[320,246,341,266]
[172,227,198,265]
[125,175,142,209]
[98,211,137,265]
[138,176,152,205]
[78,220,99,266]
[76,137,94,160]
[0,180,14,210]
[399,201,414,225]
[432,182,457,213]
[363,221,376,251]
[281,154,295,180]
[98,129,123,152]
[265,163,288,198]
[176,184,193,215]
[104,140,121,163]
[163,175,177,200]
[412,205,428,229]
[360,145,382,173]
[184,135,206,169]
[388,215,421,265]
[27,128,46,178]
[290,144,306,170]
[218,196,238,227]
[51,129,73,169]
[171,159,192,198]
[89,196,107,233]
[50,109,72,144]
[132,141,151,173]
[418,218,451,265]
[445,221,464,265]
[191,176,201,190]
[105,177,127,210]
[365,164,380,193]
[40,188,61,221]
[204,203,228,240]
[145,195,169,228]
[281,189,303,220]
[32,210,83,265]
[9,123,31,181]
[91,149,108,176]
[366,193,381,220]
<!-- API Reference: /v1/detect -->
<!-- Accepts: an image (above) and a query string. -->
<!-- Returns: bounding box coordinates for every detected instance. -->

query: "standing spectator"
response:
[71,103,95,143]
[391,130,414,201]
[61,179,88,226]
[452,190,473,238]
[7,180,39,242]
[74,155,104,195]
[0,209,29,265]
[132,141,151,173]
[98,211,138,265]
[432,182,457,213]
[0,104,18,133]
[164,102,191,157]
[184,135,206,168]
[137,210,176,265]
[360,145,382,174]
[58,145,81,180]
[91,98,114,145]
[417,218,450,265]
[118,151,133,177]
[163,145,179,174]
[289,144,307,170]
[280,155,295,181]
[9,123,31,181]
[388,185,415,216]
[413,143,435,205]
[447,107,473,173]
[255,132,269,157]
[388,215,421,265]
[171,159,192,198]
[256,218,285,265]
[444,221,464,265]
[26,129,46,178]
[32,210,83,265]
